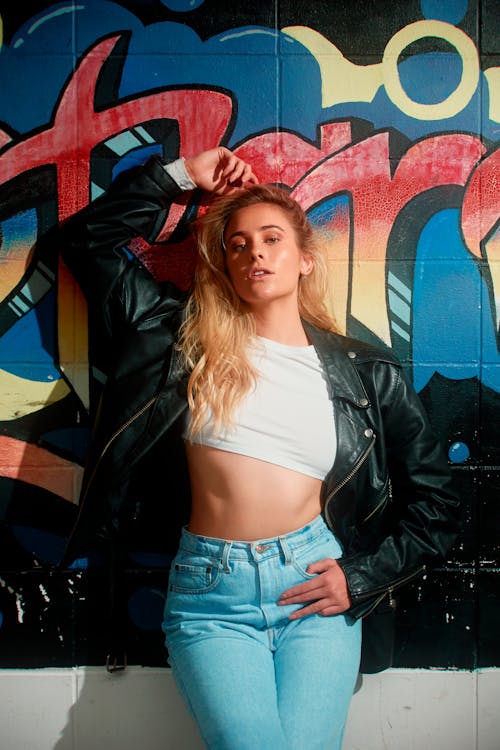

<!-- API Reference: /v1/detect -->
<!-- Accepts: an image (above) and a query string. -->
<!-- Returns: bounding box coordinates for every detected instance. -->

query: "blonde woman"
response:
[58,147,459,749]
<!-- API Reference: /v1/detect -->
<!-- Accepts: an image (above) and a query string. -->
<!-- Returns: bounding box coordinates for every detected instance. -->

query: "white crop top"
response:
[184,336,336,480]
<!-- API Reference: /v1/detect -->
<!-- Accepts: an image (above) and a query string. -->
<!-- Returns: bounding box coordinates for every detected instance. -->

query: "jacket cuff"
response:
[163,158,197,191]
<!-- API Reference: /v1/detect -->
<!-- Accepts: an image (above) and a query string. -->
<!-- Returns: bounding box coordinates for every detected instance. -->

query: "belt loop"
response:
[221,541,232,573]
[279,535,293,565]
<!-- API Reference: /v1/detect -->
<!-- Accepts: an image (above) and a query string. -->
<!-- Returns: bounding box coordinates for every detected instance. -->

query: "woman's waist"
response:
[185,444,323,539]
[181,512,333,559]
[188,491,322,541]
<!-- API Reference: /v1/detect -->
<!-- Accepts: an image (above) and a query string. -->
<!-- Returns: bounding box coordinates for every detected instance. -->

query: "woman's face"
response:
[223,203,313,311]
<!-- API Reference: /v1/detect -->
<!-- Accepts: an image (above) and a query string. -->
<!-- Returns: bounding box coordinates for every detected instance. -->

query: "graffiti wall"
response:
[0,0,498,669]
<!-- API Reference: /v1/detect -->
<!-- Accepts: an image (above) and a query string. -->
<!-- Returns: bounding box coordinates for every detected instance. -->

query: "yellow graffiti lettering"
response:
[58,261,90,410]
[284,21,486,122]
[282,26,383,107]
[0,370,70,421]
[485,68,500,123]
[383,20,479,120]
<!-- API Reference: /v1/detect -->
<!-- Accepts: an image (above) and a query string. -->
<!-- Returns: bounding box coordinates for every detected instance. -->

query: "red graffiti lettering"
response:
[461,146,500,257]
[0,40,497,344]
[0,35,234,223]
[237,129,486,342]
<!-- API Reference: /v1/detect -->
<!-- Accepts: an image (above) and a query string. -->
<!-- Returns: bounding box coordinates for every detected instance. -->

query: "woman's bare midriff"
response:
[185,442,323,541]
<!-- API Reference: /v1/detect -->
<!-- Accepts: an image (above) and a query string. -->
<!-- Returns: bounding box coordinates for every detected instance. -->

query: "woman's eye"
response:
[233,242,246,252]
[265,236,279,244]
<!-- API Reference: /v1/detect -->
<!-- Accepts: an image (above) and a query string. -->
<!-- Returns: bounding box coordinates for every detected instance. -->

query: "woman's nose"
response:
[249,241,263,259]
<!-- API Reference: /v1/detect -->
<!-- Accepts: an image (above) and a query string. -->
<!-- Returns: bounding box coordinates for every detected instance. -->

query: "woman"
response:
[56,147,459,749]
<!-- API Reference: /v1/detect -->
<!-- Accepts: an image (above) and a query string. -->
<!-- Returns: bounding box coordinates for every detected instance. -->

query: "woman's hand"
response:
[184,147,258,194]
[278,558,352,619]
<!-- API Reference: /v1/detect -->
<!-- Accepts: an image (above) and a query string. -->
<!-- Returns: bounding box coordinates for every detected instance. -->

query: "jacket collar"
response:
[303,321,371,408]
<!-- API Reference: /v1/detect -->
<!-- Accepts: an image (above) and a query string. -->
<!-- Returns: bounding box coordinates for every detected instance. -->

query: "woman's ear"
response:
[299,253,314,277]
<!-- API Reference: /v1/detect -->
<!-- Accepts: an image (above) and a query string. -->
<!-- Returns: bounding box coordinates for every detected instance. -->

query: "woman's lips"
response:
[247,268,273,279]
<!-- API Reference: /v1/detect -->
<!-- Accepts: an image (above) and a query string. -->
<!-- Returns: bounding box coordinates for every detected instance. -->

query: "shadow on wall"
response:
[53,667,205,750]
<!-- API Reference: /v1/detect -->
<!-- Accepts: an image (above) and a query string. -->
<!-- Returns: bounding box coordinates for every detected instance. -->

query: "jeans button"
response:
[255,544,271,553]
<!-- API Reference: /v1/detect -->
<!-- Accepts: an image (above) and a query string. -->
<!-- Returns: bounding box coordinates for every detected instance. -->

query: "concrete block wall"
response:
[1,668,499,749]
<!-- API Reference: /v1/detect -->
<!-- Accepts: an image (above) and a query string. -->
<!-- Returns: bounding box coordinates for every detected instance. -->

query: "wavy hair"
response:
[178,184,339,436]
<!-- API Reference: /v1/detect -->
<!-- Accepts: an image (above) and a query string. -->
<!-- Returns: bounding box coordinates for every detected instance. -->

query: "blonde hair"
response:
[178,184,338,436]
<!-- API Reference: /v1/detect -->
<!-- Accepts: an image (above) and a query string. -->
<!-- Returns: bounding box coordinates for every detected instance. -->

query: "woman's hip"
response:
[162,514,346,636]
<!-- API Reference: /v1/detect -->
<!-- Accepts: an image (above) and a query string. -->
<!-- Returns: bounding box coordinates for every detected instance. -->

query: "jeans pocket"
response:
[169,560,222,594]
[291,558,317,580]
[291,532,342,580]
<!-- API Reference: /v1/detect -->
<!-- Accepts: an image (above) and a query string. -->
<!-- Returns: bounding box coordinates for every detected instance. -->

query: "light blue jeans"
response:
[162,514,361,750]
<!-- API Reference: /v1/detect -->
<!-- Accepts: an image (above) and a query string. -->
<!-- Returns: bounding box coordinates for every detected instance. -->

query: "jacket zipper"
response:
[323,432,376,530]
[66,340,182,556]
[67,396,157,538]
[321,435,425,614]
[358,564,427,616]
[360,477,393,525]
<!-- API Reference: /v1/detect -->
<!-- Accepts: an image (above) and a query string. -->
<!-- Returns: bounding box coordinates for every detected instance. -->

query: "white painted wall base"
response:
[1,667,498,750]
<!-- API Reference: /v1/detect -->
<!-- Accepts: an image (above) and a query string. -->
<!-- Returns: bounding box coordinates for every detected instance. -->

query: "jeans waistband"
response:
[178,514,330,565]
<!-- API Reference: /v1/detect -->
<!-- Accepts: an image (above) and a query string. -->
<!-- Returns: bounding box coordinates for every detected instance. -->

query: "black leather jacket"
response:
[56,156,460,668]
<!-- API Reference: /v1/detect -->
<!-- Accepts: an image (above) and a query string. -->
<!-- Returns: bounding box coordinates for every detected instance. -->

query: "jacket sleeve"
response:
[338,362,461,617]
[56,155,189,329]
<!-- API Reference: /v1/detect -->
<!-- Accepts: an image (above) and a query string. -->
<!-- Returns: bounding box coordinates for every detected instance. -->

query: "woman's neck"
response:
[252,308,309,346]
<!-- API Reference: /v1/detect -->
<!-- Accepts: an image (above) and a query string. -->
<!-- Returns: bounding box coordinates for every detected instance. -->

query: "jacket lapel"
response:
[303,322,374,500]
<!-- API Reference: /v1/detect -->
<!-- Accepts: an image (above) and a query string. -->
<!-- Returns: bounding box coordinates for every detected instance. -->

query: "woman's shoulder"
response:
[305,322,401,368]
[334,333,400,367]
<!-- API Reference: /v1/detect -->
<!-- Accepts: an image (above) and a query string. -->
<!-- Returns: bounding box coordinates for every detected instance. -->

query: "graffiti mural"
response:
[0,0,498,668]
